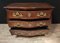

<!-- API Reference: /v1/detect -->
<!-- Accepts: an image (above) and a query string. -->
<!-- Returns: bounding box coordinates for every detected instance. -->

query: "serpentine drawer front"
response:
[8,20,50,28]
[7,10,52,19]
[4,3,54,37]
[10,29,49,36]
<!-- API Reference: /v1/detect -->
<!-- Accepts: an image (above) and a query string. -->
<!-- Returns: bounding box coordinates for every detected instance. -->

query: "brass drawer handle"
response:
[37,22,46,26]
[16,24,21,27]
[39,22,46,25]
[15,23,20,27]
[13,12,23,17]
[37,11,47,17]
[43,23,46,25]
[15,23,23,27]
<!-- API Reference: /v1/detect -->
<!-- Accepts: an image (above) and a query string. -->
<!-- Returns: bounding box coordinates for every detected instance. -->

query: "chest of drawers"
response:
[4,3,54,37]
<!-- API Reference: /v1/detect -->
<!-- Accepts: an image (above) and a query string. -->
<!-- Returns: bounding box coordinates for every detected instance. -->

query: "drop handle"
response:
[39,22,46,25]
[16,25,20,27]
[14,23,20,27]
[37,22,46,26]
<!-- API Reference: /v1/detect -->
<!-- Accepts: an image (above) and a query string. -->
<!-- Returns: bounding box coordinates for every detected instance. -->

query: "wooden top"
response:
[4,3,54,9]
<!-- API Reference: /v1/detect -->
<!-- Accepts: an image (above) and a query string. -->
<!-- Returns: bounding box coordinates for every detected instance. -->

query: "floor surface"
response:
[0,24,60,43]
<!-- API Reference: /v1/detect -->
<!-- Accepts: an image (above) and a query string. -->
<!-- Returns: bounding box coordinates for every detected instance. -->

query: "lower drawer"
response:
[8,20,50,28]
[10,29,49,36]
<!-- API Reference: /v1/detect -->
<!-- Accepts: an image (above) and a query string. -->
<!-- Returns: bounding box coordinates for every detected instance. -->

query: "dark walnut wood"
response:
[4,3,54,37]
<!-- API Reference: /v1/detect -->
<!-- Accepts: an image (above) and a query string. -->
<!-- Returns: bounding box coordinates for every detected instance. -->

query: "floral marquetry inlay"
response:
[37,11,47,17]
[13,11,23,17]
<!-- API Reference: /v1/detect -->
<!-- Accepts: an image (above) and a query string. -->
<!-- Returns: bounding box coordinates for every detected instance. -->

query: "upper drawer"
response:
[7,10,52,19]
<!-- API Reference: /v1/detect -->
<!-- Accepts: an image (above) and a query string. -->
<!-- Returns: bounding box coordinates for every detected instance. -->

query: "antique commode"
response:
[4,3,54,37]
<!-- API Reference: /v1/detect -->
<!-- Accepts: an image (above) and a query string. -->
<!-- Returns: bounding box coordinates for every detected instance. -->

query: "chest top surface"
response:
[4,3,54,10]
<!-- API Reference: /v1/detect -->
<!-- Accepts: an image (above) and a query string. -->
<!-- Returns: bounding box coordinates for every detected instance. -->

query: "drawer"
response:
[7,10,52,19]
[8,20,50,28]
[10,29,49,36]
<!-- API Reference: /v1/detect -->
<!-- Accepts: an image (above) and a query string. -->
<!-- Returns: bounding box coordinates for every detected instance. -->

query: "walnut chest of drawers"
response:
[4,3,54,37]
